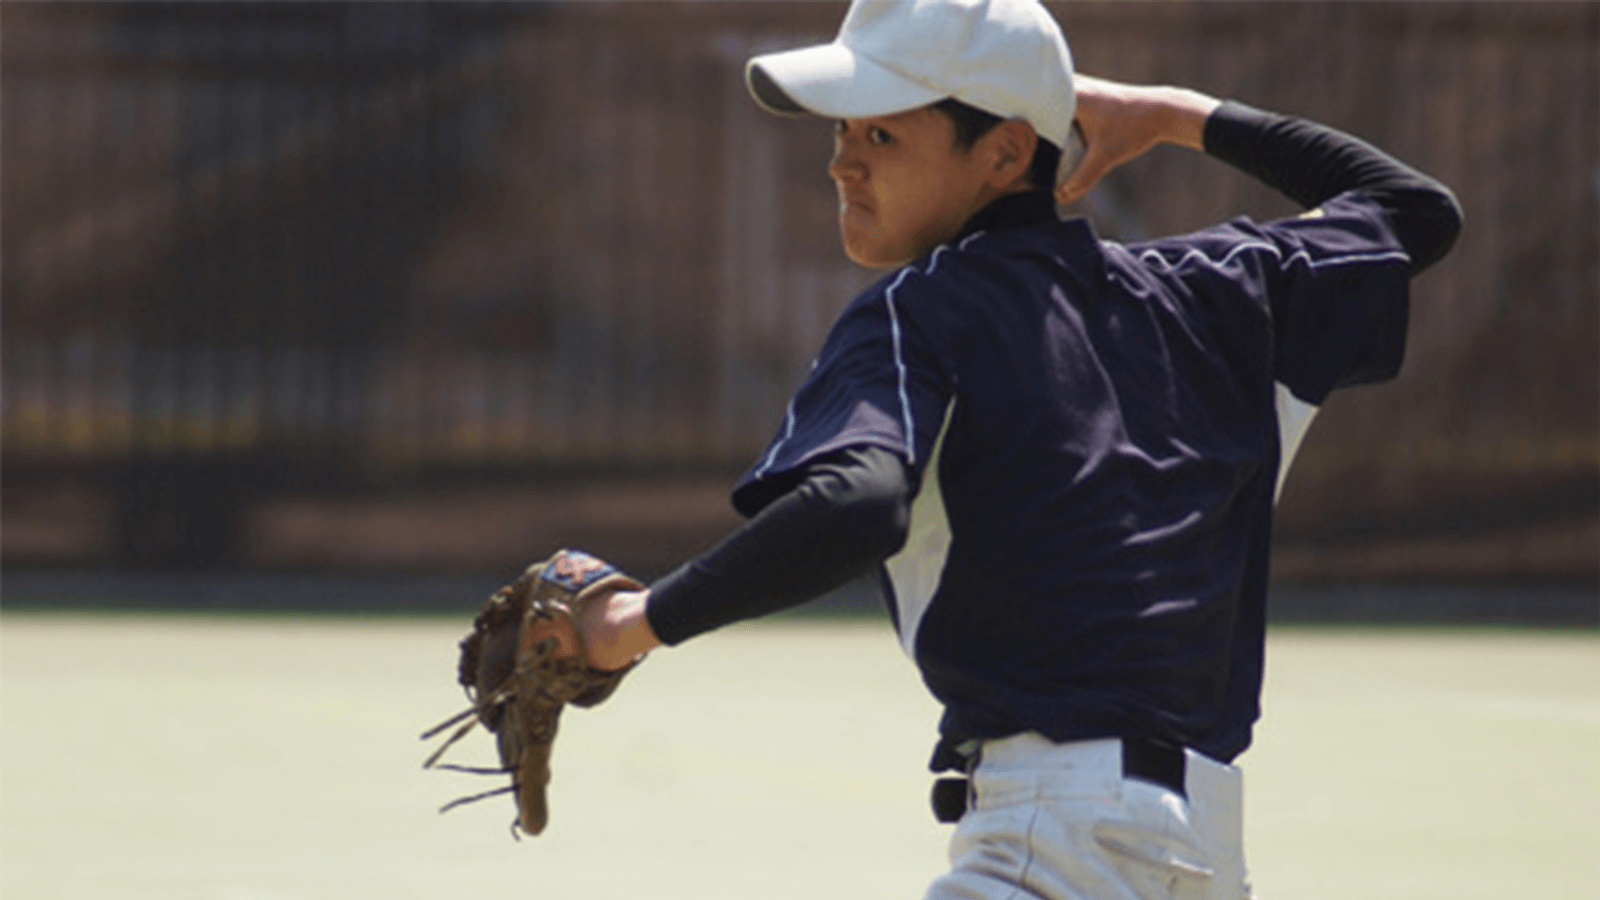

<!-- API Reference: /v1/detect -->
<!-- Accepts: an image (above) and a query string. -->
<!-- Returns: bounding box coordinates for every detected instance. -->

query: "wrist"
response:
[586,588,661,670]
[1150,86,1221,152]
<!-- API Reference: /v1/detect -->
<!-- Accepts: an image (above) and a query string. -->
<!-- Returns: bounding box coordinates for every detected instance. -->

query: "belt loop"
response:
[931,777,968,823]
[1121,738,1187,798]
[930,744,980,823]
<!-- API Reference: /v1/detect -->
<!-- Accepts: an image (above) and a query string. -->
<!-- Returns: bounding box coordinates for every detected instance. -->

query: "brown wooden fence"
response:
[3,2,1595,581]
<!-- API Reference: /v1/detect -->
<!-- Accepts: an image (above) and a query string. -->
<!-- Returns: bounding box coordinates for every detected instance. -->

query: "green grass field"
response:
[2,613,1595,900]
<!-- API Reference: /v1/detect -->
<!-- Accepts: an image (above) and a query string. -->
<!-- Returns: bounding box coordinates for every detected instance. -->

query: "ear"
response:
[983,119,1038,190]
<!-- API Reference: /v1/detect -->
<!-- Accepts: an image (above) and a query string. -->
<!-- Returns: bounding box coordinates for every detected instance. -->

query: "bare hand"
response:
[522,587,660,671]
[576,588,660,671]
[1056,76,1222,206]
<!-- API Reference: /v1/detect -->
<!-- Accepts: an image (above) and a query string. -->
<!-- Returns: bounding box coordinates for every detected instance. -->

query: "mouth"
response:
[836,187,872,216]
[838,197,873,220]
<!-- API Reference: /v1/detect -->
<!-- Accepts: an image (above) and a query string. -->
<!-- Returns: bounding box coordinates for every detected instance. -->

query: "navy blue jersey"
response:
[731,189,1412,764]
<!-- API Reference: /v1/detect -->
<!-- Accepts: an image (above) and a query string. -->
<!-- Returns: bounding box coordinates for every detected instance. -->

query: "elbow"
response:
[801,444,915,562]
[809,473,910,562]
[1428,187,1464,264]
[855,485,912,560]
[1385,184,1463,276]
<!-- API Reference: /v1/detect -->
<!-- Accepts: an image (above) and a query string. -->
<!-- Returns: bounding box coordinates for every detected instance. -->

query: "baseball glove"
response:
[420,548,644,837]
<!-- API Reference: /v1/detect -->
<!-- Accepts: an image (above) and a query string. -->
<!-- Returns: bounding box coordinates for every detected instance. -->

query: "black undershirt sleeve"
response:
[1203,100,1463,274]
[645,444,913,646]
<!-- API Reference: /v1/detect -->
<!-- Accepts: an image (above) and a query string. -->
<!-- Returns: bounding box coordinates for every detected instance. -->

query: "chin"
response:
[841,235,911,270]
[859,250,915,270]
[846,249,900,269]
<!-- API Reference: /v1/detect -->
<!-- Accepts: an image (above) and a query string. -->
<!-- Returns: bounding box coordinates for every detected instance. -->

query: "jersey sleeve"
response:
[731,268,956,517]
[1133,190,1414,407]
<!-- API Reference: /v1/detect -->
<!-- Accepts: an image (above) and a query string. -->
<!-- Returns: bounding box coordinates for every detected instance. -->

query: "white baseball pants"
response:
[923,734,1254,900]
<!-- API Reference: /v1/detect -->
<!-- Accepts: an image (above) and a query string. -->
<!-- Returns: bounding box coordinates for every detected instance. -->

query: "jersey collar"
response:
[956,190,1060,242]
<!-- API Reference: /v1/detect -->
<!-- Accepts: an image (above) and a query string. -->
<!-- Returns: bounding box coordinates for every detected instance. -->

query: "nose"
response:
[828,139,864,184]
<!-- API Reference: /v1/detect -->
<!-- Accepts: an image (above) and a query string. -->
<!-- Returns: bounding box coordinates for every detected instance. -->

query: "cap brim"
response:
[746,42,945,119]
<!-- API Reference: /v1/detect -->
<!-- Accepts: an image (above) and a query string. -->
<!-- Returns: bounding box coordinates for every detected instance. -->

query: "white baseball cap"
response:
[746,0,1078,161]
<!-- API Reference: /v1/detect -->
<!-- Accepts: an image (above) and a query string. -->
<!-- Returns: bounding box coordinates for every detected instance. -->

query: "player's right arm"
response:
[1201,101,1462,274]
[1056,75,1462,275]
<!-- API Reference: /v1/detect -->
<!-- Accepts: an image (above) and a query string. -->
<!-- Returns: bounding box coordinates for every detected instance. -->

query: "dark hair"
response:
[933,98,1062,191]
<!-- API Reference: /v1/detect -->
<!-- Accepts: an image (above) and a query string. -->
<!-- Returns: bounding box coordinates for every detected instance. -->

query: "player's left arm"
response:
[577,444,914,670]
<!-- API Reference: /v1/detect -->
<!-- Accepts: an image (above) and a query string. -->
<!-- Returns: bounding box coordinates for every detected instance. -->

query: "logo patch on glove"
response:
[541,550,615,591]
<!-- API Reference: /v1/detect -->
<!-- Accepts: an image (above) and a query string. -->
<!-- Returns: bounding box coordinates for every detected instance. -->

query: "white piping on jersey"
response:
[1137,241,1410,274]
[1274,382,1319,502]
[751,397,798,481]
[884,266,919,465]
[925,231,987,277]
[885,399,958,659]
[752,234,982,480]
[884,233,983,460]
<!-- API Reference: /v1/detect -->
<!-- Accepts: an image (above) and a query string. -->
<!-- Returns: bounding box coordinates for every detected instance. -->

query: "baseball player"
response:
[548,0,1461,896]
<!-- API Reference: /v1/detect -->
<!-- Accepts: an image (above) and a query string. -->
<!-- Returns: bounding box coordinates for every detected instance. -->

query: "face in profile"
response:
[828,107,1009,268]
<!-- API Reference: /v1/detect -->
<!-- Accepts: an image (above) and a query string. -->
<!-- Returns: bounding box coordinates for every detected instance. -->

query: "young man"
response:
[552,0,1461,896]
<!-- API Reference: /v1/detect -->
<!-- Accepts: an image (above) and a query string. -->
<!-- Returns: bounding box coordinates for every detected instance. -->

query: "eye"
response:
[835,121,892,146]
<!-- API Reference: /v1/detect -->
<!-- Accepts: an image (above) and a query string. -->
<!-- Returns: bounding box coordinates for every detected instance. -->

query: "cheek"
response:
[836,154,967,267]
[839,209,895,267]
[834,190,895,263]
[900,161,974,231]
[887,190,965,261]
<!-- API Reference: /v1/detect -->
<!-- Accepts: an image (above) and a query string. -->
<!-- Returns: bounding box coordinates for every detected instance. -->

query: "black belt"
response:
[931,738,1187,823]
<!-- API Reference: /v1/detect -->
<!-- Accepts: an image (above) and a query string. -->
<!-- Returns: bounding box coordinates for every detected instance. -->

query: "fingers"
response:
[1056,132,1128,206]
[1056,151,1109,206]
[1054,76,1220,207]
[1056,75,1136,205]
[524,610,581,659]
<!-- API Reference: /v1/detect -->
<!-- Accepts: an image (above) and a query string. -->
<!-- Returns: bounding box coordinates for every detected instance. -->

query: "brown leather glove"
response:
[421,549,644,836]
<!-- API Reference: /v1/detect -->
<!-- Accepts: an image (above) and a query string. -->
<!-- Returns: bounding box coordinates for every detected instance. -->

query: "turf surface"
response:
[1,614,1594,899]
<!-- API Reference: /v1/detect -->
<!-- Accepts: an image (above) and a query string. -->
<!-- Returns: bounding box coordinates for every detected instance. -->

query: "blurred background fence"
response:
[2,2,1596,606]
